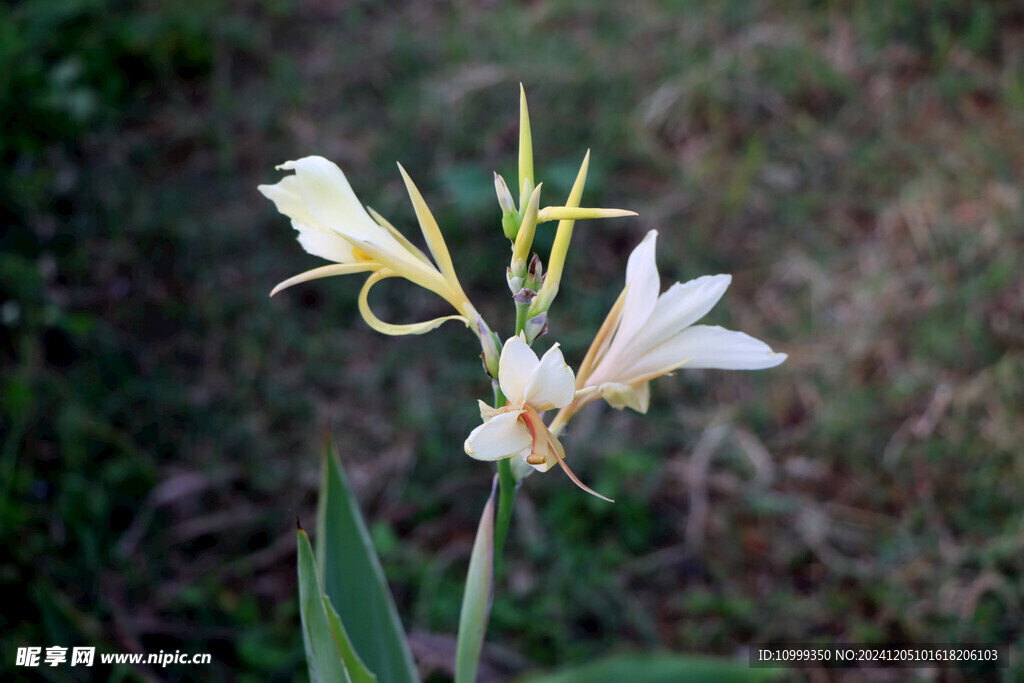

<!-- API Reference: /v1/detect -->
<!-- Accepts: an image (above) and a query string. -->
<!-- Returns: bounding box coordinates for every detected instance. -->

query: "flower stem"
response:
[514,301,530,339]
[491,383,516,567]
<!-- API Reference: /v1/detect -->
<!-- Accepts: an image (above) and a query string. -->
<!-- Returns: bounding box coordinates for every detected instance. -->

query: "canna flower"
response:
[259,156,477,336]
[553,230,785,426]
[464,335,611,501]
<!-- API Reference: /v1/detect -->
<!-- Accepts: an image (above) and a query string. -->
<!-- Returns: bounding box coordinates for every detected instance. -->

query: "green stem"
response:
[494,458,515,566]
[514,301,530,337]
[490,383,516,568]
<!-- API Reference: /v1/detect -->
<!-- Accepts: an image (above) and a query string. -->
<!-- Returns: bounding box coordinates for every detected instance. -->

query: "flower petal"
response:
[606,230,660,358]
[258,175,324,232]
[397,164,462,288]
[358,271,468,336]
[625,274,732,360]
[630,325,787,376]
[524,343,576,411]
[598,381,650,413]
[498,334,540,406]
[295,226,363,263]
[270,263,379,297]
[280,156,382,243]
[366,206,433,267]
[464,410,531,461]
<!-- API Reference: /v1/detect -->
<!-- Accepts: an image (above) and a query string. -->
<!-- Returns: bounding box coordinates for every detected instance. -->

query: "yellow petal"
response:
[357,270,468,335]
[598,381,651,413]
[270,263,380,297]
[365,205,434,267]
[576,285,628,385]
[396,164,463,292]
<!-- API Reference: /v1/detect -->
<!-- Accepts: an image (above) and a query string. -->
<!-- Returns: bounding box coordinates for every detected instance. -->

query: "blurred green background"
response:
[3,0,1023,680]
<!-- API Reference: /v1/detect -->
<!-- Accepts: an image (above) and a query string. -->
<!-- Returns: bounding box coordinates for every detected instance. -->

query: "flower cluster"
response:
[261,87,785,499]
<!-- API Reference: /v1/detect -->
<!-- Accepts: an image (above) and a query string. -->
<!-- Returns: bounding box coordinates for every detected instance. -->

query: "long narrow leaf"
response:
[316,439,419,683]
[324,597,378,683]
[455,481,496,683]
[297,528,352,683]
[519,653,783,682]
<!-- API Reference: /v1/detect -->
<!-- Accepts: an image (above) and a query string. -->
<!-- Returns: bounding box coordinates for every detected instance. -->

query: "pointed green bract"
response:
[518,84,534,209]
[317,439,419,683]
[511,184,543,271]
[531,151,590,317]
[454,484,496,683]
[297,528,353,683]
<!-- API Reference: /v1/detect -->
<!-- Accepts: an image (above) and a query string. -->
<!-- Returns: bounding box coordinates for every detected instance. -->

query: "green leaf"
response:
[519,653,784,683]
[317,439,419,683]
[296,528,352,683]
[324,597,378,683]
[455,483,496,683]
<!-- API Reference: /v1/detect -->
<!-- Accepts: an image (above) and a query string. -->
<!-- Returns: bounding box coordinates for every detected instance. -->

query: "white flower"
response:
[576,230,786,413]
[259,156,476,335]
[464,334,612,500]
[464,334,575,472]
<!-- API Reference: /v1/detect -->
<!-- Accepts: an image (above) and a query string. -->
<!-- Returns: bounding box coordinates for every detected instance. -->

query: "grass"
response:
[2,0,1023,680]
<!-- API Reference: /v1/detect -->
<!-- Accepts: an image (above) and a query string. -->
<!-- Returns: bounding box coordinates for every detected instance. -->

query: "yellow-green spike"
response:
[518,84,534,209]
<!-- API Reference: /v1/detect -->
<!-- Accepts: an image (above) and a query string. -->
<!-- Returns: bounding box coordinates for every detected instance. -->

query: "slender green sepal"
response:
[454,479,497,683]
[297,527,354,683]
[317,439,419,683]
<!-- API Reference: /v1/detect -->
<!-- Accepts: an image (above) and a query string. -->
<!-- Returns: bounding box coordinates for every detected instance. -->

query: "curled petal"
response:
[520,409,614,502]
[464,410,530,461]
[358,271,469,336]
[270,263,379,297]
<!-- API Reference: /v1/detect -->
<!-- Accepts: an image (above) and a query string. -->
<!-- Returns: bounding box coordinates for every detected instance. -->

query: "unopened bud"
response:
[507,260,526,294]
[476,316,501,378]
[526,253,544,291]
[494,172,517,215]
[524,311,548,343]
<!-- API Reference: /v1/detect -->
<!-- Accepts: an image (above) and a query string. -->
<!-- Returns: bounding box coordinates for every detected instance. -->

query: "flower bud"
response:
[494,172,517,215]
[525,253,544,291]
[524,311,548,344]
[476,315,501,379]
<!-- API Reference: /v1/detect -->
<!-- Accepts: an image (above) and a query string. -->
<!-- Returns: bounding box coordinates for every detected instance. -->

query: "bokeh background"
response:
[3,0,1023,680]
